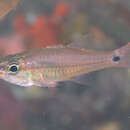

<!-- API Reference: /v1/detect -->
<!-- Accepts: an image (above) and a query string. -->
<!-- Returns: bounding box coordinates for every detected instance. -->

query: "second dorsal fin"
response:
[67,33,93,49]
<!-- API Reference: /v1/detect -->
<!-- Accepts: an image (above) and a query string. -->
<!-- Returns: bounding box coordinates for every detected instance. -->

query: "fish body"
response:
[0,43,130,87]
[0,0,19,19]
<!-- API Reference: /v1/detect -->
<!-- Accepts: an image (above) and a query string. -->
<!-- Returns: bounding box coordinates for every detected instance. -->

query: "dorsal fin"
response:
[44,34,93,50]
[67,33,93,49]
[45,44,66,48]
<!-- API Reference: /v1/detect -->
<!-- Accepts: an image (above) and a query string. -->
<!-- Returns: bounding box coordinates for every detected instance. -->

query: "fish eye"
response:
[112,55,120,62]
[8,64,19,73]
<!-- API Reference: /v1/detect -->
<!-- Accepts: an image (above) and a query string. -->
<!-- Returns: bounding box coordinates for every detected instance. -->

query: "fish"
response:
[0,0,19,19]
[0,42,130,87]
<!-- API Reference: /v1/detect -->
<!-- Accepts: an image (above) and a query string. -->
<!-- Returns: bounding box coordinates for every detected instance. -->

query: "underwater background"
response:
[0,0,130,130]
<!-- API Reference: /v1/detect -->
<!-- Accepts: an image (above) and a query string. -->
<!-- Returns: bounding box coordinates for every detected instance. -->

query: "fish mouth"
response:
[0,71,5,77]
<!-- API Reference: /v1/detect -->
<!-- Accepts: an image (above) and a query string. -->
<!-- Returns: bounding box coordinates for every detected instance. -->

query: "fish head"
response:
[0,54,34,87]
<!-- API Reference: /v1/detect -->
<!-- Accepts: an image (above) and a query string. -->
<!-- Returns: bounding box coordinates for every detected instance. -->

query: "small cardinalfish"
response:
[0,0,19,19]
[0,42,130,87]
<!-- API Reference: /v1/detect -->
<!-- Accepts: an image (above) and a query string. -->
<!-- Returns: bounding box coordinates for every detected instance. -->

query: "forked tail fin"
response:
[112,42,130,68]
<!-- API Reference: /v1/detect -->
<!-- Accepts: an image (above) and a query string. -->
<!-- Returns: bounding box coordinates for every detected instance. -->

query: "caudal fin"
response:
[113,42,130,68]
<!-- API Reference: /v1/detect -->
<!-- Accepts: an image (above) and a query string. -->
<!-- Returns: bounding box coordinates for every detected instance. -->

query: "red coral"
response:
[13,1,69,49]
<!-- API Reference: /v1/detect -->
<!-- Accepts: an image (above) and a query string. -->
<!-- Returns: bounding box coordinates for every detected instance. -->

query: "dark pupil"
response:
[10,65,18,72]
[112,55,120,62]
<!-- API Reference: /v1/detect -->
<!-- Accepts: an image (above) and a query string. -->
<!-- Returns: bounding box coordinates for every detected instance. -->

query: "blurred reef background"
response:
[0,0,130,130]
